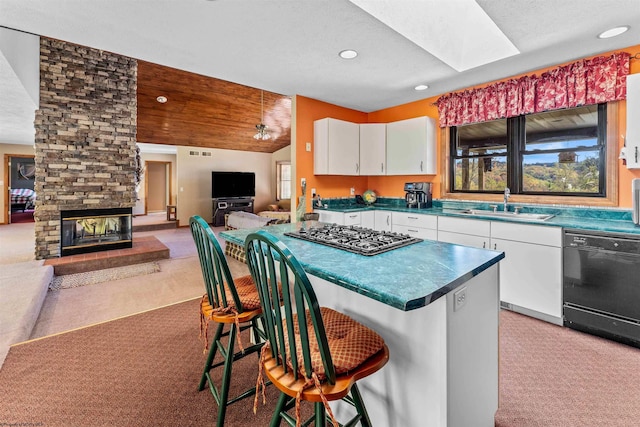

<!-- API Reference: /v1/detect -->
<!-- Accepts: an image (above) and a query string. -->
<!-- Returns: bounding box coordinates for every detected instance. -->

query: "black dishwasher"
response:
[563,230,640,348]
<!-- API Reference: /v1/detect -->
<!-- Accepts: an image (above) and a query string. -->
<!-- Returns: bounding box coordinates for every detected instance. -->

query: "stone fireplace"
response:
[34,38,137,259]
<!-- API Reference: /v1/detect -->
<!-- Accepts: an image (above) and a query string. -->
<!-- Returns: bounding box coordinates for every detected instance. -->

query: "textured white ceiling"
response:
[1,0,639,146]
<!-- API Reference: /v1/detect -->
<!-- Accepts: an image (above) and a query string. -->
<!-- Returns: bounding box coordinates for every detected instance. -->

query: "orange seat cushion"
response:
[286,307,385,379]
[204,274,261,312]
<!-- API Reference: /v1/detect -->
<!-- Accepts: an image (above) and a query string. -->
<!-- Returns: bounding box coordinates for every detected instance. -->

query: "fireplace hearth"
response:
[60,208,133,256]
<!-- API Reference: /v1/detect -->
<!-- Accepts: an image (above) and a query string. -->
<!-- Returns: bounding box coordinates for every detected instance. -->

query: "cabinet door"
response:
[392,211,438,229]
[492,238,562,320]
[343,212,361,226]
[626,73,640,169]
[374,210,392,232]
[438,230,490,249]
[314,210,344,224]
[392,224,437,241]
[386,116,436,175]
[359,123,386,175]
[314,118,360,175]
[360,211,375,229]
[437,216,491,237]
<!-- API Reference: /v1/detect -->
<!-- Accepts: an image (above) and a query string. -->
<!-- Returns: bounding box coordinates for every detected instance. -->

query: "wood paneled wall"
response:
[137,61,291,153]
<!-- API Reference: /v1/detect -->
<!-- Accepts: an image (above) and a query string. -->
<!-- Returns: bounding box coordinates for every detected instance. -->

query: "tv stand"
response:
[212,197,254,226]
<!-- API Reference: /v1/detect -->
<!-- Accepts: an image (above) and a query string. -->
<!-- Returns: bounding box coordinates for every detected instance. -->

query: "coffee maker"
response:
[404,182,432,209]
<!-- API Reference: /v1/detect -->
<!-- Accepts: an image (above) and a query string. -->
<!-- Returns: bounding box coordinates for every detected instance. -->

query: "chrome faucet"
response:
[503,187,510,211]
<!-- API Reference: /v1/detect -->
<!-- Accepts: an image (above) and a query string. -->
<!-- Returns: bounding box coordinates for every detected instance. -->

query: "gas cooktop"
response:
[284,224,422,256]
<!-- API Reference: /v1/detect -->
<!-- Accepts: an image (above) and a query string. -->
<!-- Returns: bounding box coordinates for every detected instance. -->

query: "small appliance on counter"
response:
[404,182,432,209]
[633,178,640,225]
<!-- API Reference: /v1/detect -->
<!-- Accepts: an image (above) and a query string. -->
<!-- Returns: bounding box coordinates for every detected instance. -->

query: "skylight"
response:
[348,0,520,72]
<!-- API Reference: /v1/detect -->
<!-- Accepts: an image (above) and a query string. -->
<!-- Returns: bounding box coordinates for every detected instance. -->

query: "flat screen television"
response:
[211,171,256,199]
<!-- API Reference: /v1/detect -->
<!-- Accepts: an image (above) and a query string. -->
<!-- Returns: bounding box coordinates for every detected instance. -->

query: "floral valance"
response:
[436,52,630,128]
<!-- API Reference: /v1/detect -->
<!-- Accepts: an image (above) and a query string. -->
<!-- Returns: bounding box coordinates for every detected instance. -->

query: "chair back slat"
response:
[245,230,337,384]
[189,216,244,312]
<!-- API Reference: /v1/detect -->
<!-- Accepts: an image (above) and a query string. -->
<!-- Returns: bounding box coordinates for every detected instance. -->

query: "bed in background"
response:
[10,188,36,212]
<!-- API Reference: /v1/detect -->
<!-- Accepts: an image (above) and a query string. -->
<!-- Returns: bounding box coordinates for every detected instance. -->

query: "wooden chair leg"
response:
[199,322,224,391]
[216,323,237,427]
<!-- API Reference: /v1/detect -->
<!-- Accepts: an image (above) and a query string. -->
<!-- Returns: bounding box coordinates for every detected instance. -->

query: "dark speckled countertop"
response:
[220,222,504,311]
[313,197,640,236]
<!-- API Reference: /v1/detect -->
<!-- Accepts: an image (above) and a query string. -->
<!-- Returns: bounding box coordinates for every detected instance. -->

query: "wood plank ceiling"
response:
[137,60,291,153]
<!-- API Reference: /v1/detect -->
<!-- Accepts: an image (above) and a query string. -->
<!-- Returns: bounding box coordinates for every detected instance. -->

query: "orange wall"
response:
[295,44,640,208]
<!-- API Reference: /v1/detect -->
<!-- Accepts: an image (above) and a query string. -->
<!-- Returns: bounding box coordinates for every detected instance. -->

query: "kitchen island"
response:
[220,221,505,427]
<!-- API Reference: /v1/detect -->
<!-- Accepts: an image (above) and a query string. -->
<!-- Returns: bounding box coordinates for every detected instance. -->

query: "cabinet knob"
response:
[356,163,359,173]
[387,216,390,225]
[420,161,424,171]
[381,163,384,173]
[483,242,486,248]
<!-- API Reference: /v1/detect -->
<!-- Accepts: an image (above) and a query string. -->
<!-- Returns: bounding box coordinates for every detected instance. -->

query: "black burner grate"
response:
[284,224,422,256]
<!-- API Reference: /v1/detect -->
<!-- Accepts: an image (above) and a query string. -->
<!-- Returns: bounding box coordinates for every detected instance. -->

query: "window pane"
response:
[453,156,507,191]
[456,119,507,156]
[525,105,599,151]
[522,150,600,193]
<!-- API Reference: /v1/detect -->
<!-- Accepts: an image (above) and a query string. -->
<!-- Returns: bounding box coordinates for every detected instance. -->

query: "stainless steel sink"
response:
[459,209,555,221]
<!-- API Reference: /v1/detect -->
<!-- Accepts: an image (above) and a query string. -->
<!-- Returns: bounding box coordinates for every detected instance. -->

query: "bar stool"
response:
[245,230,389,427]
[189,216,266,427]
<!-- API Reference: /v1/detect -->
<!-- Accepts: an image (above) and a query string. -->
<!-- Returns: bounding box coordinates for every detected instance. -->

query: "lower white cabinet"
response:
[360,211,375,229]
[490,222,562,323]
[374,210,392,232]
[314,210,346,224]
[392,212,437,240]
[437,217,490,249]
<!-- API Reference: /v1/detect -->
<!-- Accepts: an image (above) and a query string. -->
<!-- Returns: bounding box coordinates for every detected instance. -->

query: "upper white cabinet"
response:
[386,116,437,175]
[625,73,640,169]
[359,123,387,175]
[314,118,360,175]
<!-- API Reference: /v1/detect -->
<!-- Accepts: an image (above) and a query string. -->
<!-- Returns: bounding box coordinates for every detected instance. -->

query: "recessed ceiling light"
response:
[339,49,358,59]
[414,84,429,91]
[156,96,168,103]
[598,26,629,39]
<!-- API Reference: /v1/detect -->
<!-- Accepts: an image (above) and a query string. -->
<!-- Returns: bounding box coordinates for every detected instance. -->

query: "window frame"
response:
[276,161,291,201]
[441,102,619,207]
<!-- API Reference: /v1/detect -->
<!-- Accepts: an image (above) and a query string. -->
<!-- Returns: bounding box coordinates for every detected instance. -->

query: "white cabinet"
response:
[343,211,361,226]
[490,222,562,323]
[625,73,640,169]
[374,210,392,232]
[386,116,437,175]
[359,123,387,175]
[314,118,360,175]
[392,212,438,240]
[314,210,346,224]
[360,211,375,229]
[437,217,490,249]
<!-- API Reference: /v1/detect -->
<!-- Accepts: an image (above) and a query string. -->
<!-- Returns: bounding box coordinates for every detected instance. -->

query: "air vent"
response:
[202,152,212,157]
[189,151,200,156]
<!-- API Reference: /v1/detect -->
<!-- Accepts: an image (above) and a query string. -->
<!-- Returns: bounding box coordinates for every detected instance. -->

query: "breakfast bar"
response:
[220,221,505,427]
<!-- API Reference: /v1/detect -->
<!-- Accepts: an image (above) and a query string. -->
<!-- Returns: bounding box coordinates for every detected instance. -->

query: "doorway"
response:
[4,154,36,224]
[145,161,172,214]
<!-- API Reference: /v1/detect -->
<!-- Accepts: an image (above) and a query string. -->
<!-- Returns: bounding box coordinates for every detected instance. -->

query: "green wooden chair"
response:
[189,215,266,427]
[244,230,389,427]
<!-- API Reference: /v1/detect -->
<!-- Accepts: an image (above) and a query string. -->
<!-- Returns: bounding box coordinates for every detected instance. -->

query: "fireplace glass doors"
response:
[60,208,133,256]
